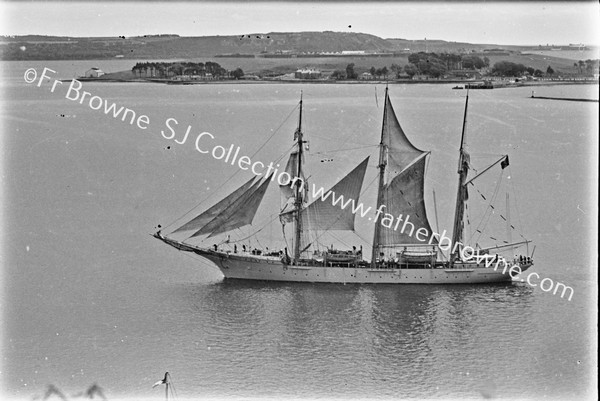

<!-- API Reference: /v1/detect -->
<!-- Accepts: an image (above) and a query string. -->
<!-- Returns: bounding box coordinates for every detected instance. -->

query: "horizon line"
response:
[1,32,598,49]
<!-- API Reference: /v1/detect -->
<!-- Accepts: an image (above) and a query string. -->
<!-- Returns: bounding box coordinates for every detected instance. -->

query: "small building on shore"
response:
[295,69,322,79]
[448,70,483,80]
[84,67,105,78]
[172,73,214,81]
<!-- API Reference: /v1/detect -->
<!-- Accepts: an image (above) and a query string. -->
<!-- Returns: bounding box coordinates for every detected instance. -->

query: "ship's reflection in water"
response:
[184,280,534,399]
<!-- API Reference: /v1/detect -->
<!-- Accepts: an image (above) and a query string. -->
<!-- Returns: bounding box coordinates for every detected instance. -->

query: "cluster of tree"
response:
[331,62,408,80]
[490,61,549,77]
[330,63,368,80]
[131,61,231,78]
[462,55,488,69]
[403,52,490,78]
[334,55,480,80]
[333,54,489,80]
[406,53,448,77]
[390,64,403,78]
[330,69,346,80]
[328,53,597,81]
[573,59,599,75]
[231,67,245,79]
[490,61,528,76]
[345,63,358,79]
[369,65,389,79]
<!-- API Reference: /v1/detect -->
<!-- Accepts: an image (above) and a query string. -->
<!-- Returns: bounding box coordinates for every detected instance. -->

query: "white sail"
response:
[377,156,435,245]
[206,174,273,237]
[373,91,436,253]
[190,174,272,237]
[173,176,257,233]
[302,156,369,231]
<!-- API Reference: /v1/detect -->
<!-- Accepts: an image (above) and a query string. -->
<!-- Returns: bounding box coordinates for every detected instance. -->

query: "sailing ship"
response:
[155,88,533,284]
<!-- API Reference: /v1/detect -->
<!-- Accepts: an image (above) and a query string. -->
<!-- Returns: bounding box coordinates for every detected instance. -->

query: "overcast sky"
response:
[1,1,598,46]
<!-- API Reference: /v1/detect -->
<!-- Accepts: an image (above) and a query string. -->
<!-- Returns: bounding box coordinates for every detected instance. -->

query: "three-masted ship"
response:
[155,88,533,284]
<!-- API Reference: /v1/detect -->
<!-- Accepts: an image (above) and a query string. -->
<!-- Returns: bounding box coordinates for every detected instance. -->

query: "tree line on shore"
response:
[130,53,599,81]
[331,52,599,80]
[131,61,244,79]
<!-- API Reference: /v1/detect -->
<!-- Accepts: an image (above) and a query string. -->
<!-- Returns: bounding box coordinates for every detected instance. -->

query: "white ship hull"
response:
[198,250,531,285]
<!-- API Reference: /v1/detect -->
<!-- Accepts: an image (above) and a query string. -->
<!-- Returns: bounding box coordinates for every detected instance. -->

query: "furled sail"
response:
[190,174,273,238]
[173,176,257,233]
[374,93,436,248]
[301,157,370,231]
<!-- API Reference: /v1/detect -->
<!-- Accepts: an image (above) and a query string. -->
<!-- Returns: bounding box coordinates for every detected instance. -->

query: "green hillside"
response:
[1,32,395,60]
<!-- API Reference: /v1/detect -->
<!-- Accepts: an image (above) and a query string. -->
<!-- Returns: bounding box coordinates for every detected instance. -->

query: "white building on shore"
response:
[84,67,105,78]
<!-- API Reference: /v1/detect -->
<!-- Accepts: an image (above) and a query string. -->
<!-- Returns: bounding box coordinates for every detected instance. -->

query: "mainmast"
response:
[451,92,470,263]
[293,93,304,263]
[371,86,389,267]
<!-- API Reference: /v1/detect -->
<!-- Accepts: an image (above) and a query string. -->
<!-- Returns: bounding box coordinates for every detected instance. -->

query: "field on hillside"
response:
[521,49,599,61]
[170,52,585,76]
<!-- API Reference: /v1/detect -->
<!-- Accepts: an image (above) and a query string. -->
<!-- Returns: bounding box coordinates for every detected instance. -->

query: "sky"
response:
[0,1,599,46]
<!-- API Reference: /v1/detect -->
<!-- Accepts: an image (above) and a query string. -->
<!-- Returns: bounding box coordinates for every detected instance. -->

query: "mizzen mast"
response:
[451,92,470,264]
[293,93,304,263]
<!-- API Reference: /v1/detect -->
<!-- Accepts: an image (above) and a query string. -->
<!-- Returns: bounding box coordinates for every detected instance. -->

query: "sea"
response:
[1,60,597,400]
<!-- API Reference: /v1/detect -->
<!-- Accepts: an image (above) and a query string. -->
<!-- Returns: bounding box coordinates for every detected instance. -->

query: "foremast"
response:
[451,92,470,264]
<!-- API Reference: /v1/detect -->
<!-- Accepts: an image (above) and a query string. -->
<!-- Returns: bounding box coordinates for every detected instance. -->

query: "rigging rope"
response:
[468,169,504,245]
[162,104,301,232]
[219,212,282,244]
[507,164,526,238]
[310,144,378,157]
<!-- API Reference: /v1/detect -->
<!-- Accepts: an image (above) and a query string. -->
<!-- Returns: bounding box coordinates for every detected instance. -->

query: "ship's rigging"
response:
[154,87,532,284]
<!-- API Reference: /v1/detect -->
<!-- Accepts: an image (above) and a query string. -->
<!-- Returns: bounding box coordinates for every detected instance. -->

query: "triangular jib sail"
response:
[173,174,272,238]
[204,173,273,238]
[172,176,257,233]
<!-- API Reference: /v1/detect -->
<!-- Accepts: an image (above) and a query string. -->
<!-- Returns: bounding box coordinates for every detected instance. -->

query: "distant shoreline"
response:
[67,76,599,88]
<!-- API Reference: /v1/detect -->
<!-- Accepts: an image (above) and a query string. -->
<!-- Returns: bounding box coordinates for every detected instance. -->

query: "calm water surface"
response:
[1,60,597,400]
